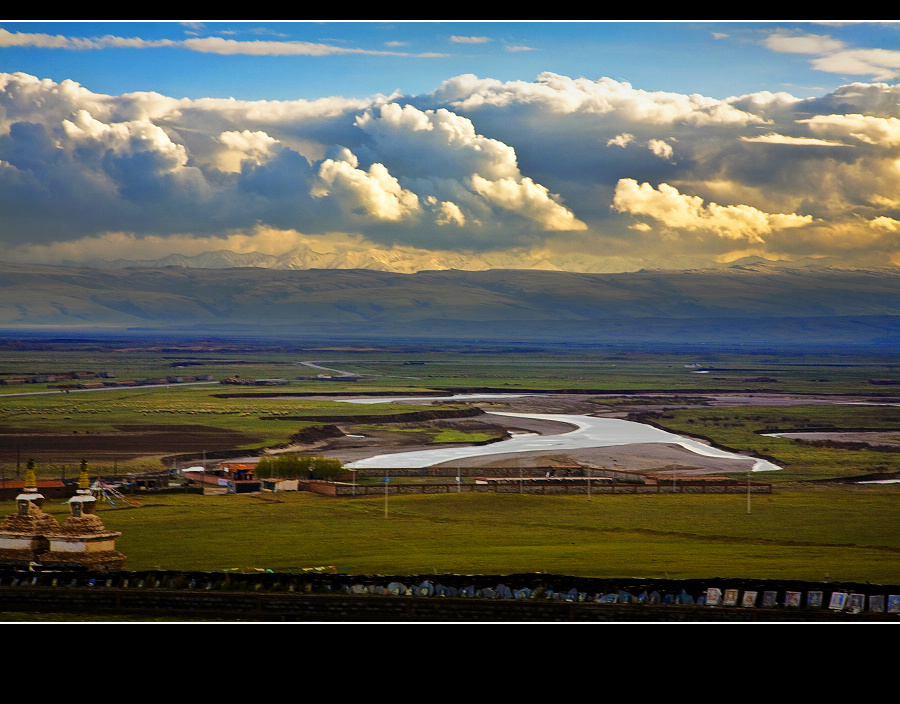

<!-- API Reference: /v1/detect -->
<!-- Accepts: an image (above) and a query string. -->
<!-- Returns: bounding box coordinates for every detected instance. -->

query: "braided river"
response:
[338,395,780,472]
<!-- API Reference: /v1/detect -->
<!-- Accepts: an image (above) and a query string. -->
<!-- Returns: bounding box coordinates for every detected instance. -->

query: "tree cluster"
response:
[256,454,345,480]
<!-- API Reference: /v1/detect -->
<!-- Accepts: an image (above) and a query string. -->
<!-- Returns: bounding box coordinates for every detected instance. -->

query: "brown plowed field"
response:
[0,424,256,463]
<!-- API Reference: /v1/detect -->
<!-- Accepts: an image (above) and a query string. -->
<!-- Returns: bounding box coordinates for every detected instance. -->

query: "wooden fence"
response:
[304,478,771,498]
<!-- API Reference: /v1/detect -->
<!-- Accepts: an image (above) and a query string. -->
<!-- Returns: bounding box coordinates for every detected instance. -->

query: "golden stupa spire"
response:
[78,459,90,491]
[25,458,37,492]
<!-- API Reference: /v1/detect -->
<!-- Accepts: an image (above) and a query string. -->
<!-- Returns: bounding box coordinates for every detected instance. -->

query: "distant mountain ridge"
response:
[62,245,854,275]
[2,261,899,346]
[63,245,584,274]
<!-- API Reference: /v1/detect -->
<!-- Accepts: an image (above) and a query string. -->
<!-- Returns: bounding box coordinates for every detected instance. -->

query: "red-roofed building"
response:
[0,479,72,501]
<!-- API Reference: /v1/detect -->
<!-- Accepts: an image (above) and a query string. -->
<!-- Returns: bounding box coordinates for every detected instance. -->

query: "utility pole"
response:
[747,474,752,514]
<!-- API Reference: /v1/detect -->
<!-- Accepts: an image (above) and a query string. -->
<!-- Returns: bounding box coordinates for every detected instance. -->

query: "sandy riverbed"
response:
[319,399,762,475]
[229,391,900,474]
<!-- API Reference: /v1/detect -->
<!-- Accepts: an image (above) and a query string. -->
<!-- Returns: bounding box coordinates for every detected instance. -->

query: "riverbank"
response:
[340,410,778,473]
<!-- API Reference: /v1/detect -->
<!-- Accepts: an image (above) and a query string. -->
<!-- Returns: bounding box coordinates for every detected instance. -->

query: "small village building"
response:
[123,471,170,491]
[185,463,261,493]
[261,477,299,492]
[220,463,261,493]
[0,478,71,502]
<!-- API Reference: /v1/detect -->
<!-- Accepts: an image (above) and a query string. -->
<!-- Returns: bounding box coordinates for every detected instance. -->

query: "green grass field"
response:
[3,341,900,587]
[0,384,466,476]
[646,404,900,482]
[27,484,900,585]
[3,344,899,396]
[3,344,900,481]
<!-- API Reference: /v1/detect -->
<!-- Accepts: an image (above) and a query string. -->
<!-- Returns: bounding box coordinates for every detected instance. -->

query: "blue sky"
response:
[2,21,895,101]
[2,20,900,272]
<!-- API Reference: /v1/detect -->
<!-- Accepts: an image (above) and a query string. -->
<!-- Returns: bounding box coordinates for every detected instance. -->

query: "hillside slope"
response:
[2,262,899,345]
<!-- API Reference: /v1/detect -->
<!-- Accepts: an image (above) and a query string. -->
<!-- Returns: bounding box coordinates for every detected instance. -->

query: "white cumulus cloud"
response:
[612,179,812,242]
[5,66,900,269]
[435,72,767,126]
[607,133,635,147]
[215,130,282,171]
[472,175,587,231]
[798,114,900,146]
[314,158,421,223]
[647,139,675,161]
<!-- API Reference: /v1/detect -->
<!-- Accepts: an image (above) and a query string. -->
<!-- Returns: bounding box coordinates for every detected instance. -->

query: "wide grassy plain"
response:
[2,334,900,584]
[27,485,900,584]
[643,404,900,482]
[2,339,899,481]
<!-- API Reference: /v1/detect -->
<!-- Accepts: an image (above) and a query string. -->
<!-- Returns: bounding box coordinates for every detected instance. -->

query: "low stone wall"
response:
[0,569,896,621]
[353,467,575,478]
[310,479,771,497]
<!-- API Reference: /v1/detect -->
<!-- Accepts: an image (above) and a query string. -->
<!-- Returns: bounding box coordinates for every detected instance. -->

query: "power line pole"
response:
[747,474,752,514]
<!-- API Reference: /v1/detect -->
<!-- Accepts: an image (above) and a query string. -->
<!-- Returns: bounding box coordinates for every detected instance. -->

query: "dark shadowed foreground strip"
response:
[1,569,896,622]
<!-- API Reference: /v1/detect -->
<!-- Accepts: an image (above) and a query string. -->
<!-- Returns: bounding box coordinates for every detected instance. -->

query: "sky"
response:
[2,20,900,272]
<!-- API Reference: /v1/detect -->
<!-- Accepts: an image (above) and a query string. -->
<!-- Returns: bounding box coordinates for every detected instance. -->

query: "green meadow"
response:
[0,384,461,476]
[645,404,900,482]
[3,343,899,396]
[1,343,900,485]
[28,485,900,584]
[0,385,434,440]
[2,339,900,585]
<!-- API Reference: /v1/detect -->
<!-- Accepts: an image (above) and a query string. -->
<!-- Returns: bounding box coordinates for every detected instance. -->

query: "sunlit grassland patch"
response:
[2,345,899,398]
[38,486,899,583]
[646,405,900,482]
[351,422,503,445]
[431,428,500,443]
[0,386,450,432]
[349,350,900,394]
[3,346,900,486]
[0,387,468,475]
